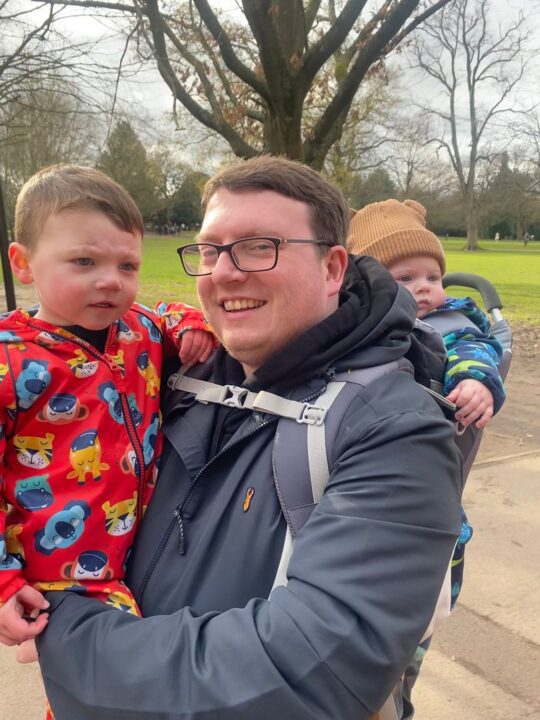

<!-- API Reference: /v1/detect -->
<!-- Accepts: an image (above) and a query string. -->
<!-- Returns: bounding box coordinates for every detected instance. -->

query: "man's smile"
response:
[222,299,266,312]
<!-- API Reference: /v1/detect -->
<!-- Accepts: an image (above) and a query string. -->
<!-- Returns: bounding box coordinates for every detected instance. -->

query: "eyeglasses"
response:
[177,236,332,276]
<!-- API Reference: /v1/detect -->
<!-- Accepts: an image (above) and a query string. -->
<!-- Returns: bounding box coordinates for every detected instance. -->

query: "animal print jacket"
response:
[0,302,211,608]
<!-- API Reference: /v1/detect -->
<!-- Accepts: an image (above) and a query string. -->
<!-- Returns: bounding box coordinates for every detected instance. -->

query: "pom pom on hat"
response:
[347,198,446,274]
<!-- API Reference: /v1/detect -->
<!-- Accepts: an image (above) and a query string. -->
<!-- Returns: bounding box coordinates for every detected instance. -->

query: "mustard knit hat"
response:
[347,199,446,274]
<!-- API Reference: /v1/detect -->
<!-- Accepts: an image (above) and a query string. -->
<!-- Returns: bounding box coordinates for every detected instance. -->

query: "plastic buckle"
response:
[167,373,182,390]
[223,385,249,408]
[297,403,327,426]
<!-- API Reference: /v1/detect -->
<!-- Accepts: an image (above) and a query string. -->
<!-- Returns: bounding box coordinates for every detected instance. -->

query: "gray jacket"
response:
[37,257,462,720]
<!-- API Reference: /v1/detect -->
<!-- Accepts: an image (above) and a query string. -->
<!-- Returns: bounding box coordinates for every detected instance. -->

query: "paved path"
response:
[414,450,540,719]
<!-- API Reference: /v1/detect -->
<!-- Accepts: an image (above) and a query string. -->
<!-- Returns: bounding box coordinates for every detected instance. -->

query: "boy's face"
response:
[10,209,142,330]
[388,255,446,319]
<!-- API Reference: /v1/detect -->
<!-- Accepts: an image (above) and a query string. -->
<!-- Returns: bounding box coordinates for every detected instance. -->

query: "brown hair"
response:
[14,164,144,250]
[201,155,349,250]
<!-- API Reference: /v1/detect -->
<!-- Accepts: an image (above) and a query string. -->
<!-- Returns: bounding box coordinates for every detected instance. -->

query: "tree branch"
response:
[144,0,257,158]
[305,0,422,166]
[192,0,271,102]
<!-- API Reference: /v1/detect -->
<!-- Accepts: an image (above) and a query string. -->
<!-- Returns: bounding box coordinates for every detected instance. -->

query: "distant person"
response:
[35,156,462,720]
[494,231,500,242]
[523,232,529,247]
[0,165,214,719]
[348,198,506,718]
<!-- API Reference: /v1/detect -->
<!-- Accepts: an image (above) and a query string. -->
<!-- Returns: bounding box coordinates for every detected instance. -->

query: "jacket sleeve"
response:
[37,380,462,720]
[0,346,27,604]
[153,301,217,355]
[443,326,506,413]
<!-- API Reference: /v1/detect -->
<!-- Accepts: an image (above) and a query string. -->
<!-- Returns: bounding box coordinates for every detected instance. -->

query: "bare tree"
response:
[412,0,527,249]
[29,0,455,168]
[0,82,101,223]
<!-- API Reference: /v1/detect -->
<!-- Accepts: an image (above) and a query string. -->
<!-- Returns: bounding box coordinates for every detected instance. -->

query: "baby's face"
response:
[388,256,446,318]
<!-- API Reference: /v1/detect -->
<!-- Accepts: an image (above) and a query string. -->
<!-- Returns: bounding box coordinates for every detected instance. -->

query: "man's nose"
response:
[210,249,247,282]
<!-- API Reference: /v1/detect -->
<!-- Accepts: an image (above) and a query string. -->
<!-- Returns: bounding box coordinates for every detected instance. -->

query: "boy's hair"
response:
[201,155,349,251]
[14,164,144,250]
[347,199,446,274]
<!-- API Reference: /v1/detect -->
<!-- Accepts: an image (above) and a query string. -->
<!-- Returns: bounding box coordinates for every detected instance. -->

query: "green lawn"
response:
[440,239,540,324]
[138,232,199,307]
[136,234,539,325]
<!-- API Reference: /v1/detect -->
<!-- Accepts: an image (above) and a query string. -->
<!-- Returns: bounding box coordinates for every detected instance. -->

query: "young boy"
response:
[347,197,506,718]
[347,198,505,428]
[0,165,214,677]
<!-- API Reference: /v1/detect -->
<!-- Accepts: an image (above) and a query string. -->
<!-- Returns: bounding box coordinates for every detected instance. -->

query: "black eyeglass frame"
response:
[176,236,333,276]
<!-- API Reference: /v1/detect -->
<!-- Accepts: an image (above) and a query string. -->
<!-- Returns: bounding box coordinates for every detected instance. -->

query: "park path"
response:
[0,286,538,719]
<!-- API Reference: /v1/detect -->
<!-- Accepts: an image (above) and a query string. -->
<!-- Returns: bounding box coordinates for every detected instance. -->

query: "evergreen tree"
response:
[97,121,156,220]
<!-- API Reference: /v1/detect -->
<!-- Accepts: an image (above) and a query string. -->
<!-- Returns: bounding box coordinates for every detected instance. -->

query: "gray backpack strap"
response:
[271,361,407,539]
[168,372,329,425]
[270,360,409,592]
[424,310,471,336]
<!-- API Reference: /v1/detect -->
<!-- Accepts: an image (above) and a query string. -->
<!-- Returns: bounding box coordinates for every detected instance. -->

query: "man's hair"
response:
[14,164,144,250]
[201,155,349,249]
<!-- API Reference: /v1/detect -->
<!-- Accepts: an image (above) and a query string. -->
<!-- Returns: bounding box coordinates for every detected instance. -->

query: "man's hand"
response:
[179,329,215,366]
[0,585,49,646]
[447,379,494,429]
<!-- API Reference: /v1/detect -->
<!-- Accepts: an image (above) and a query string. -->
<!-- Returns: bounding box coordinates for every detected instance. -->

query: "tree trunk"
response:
[465,199,480,250]
[263,105,304,161]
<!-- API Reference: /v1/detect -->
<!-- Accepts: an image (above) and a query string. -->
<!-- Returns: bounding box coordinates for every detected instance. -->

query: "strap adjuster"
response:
[297,404,327,426]
[222,385,250,408]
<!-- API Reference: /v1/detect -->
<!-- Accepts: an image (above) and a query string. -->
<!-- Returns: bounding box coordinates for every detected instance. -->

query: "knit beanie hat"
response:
[347,199,446,274]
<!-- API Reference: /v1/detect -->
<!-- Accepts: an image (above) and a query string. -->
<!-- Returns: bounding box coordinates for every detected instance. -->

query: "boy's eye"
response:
[73,258,93,266]
[428,275,441,282]
[120,263,138,272]
[397,275,412,282]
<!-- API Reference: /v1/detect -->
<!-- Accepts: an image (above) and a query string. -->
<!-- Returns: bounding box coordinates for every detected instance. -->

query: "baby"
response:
[348,198,505,428]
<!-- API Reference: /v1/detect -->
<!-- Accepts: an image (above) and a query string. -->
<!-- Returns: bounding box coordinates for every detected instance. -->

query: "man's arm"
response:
[38,381,461,720]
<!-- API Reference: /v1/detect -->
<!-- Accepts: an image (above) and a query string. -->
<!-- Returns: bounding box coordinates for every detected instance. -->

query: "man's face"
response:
[388,255,446,319]
[197,188,347,375]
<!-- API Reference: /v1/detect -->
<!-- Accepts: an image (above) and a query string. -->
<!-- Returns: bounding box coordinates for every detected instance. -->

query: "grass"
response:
[440,238,540,324]
[138,232,199,307]
[139,233,539,326]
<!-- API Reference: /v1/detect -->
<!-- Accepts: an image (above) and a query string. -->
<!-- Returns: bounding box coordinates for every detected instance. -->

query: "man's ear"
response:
[324,245,349,298]
[8,243,33,284]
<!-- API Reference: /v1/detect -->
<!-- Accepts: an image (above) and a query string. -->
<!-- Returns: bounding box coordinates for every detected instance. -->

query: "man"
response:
[37,156,462,719]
